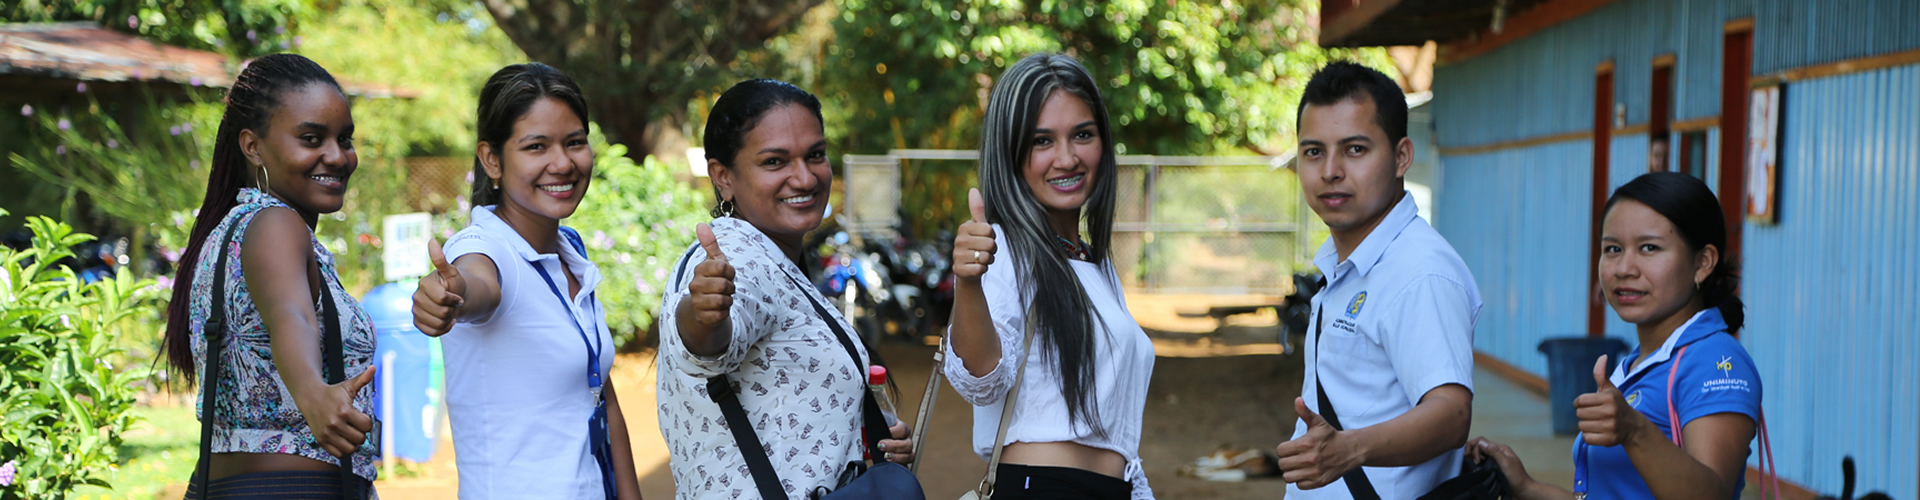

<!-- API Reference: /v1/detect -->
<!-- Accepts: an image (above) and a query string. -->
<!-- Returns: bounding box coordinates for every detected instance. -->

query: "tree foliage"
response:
[2,0,304,58]
[476,0,825,161]
[750,0,1393,239]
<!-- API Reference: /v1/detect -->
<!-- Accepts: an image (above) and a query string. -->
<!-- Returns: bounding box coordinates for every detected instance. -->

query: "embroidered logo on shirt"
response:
[1625,390,1642,408]
[1701,356,1752,393]
[1345,291,1367,319]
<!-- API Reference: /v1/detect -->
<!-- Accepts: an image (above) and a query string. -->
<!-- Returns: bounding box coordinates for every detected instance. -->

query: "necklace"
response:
[1054,235,1090,262]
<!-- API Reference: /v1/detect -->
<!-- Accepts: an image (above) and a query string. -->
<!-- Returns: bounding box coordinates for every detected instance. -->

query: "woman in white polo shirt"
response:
[945,53,1157,500]
[409,63,642,500]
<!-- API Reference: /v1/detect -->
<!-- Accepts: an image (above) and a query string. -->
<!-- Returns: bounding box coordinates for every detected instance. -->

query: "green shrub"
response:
[0,211,160,499]
[566,142,712,350]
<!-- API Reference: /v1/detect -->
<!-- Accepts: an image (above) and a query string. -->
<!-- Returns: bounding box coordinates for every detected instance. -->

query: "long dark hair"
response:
[1603,172,1745,333]
[977,53,1120,435]
[471,63,590,206]
[701,78,824,217]
[163,54,343,382]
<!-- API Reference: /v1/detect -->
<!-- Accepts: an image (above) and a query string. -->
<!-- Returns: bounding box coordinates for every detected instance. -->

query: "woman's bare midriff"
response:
[1001,441,1127,478]
[209,452,342,480]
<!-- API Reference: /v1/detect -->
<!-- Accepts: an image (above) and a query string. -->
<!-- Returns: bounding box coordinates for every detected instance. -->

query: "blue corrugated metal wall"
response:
[1431,0,1920,496]
[1435,142,1593,375]
[1741,64,1920,498]
[1435,0,1920,150]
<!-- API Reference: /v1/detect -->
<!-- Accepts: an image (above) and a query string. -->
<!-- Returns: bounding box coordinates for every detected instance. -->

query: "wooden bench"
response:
[1178,303,1283,331]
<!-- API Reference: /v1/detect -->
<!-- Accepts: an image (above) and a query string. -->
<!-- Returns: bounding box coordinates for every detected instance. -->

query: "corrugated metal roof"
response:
[0,22,417,98]
[0,22,229,87]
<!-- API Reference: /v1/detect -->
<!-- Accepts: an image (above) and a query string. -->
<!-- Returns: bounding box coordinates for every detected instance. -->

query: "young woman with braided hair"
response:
[163,53,379,499]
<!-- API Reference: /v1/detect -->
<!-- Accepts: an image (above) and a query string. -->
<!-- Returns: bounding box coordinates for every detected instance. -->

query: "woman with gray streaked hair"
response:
[945,53,1158,500]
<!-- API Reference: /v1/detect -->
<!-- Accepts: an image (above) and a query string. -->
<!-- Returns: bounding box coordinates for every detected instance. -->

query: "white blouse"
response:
[943,225,1158,499]
[656,217,871,500]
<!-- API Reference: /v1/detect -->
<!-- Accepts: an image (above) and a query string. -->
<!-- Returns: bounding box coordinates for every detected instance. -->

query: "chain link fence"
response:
[403,156,470,214]
[845,150,1318,295]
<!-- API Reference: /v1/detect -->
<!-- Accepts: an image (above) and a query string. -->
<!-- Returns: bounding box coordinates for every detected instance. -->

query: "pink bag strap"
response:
[1666,346,1688,447]
[1666,344,1780,500]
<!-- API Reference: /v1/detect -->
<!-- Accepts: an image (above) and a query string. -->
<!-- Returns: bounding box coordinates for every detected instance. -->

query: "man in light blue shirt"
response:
[1278,61,1484,500]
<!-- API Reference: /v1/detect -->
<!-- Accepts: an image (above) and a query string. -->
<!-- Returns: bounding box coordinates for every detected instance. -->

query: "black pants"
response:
[184,470,372,500]
[991,463,1132,500]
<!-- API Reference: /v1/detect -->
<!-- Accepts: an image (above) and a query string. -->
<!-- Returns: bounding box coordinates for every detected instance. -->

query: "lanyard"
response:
[530,258,604,402]
[1573,440,1589,499]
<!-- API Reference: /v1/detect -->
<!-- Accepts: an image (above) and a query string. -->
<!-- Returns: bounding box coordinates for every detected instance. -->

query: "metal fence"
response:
[844,150,1314,295]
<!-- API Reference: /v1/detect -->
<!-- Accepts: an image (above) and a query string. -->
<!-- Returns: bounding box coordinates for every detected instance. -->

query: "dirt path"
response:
[366,290,1307,499]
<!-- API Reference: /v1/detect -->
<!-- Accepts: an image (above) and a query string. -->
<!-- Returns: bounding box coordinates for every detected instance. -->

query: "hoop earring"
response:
[255,163,270,191]
[713,198,737,219]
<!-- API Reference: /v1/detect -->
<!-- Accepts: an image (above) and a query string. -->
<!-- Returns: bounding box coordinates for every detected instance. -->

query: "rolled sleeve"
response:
[942,231,1030,407]
[1380,274,1478,405]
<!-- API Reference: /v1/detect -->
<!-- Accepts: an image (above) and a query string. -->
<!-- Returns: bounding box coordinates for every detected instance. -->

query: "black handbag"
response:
[672,244,925,500]
[1415,456,1511,500]
[189,221,374,499]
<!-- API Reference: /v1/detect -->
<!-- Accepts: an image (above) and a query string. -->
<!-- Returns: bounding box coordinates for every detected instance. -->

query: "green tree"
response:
[2,0,303,58]
[759,0,1392,239]
[477,0,825,162]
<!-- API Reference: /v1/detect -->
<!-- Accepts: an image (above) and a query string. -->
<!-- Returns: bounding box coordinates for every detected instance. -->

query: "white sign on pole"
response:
[382,213,433,282]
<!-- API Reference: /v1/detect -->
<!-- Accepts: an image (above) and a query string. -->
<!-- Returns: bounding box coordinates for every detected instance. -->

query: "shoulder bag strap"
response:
[709,375,789,499]
[318,273,363,499]
[670,242,790,499]
[1312,303,1382,500]
[191,224,243,499]
[908,336,945,475]
[974,311,1037,498]
[783,273,892,462]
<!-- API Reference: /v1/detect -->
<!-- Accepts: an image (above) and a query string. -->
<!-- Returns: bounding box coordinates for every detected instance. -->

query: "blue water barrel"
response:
[363,281,445,462]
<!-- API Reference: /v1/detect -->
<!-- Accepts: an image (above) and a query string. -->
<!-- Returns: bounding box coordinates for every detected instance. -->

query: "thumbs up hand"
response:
[1277,396,1362,489]
[1576,355,1648,447]
[412,239,466,336]
[687,223,737,329]
[951,188,997,282]
[298,365,379,459]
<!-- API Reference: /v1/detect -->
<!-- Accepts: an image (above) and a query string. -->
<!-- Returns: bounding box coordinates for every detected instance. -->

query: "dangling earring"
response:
[491,177,501,190]
[713,198,737,219]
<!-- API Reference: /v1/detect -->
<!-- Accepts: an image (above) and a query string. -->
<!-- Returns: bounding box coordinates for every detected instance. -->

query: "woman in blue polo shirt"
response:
[1468,172,1767,500]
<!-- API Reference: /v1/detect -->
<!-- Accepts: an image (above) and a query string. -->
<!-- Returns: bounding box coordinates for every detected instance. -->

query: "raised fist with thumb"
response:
[1575,354,1648,447]
[687,223,737,329]
[951,188,997,281]
[412,239,467,336]
[298,365,378,459]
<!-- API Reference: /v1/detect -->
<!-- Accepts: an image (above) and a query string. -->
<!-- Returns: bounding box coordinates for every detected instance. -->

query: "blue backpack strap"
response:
[670,242,703,286]
[558,226,588,257]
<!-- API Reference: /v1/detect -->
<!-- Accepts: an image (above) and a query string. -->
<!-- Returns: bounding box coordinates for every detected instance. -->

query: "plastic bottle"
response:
[868,365,900,427]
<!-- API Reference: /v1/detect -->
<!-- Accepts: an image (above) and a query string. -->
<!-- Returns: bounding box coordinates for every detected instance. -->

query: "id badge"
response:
[589,402,616,499]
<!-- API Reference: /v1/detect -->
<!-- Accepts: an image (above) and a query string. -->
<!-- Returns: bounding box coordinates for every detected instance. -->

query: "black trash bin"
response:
[1537,336,1630,435]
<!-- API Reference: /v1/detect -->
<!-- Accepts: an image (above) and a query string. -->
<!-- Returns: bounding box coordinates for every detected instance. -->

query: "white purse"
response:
[915,313,1037,500]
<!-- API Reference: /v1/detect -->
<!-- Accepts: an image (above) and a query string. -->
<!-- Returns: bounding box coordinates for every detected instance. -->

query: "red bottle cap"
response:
[868,365,887,385]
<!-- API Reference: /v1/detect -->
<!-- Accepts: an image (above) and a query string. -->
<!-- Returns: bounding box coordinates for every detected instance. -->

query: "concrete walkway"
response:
[1468,367,1580,491]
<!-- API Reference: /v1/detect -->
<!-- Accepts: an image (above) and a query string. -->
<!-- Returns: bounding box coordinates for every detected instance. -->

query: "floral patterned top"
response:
[188,188,378,480]
[656,217,871,499]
